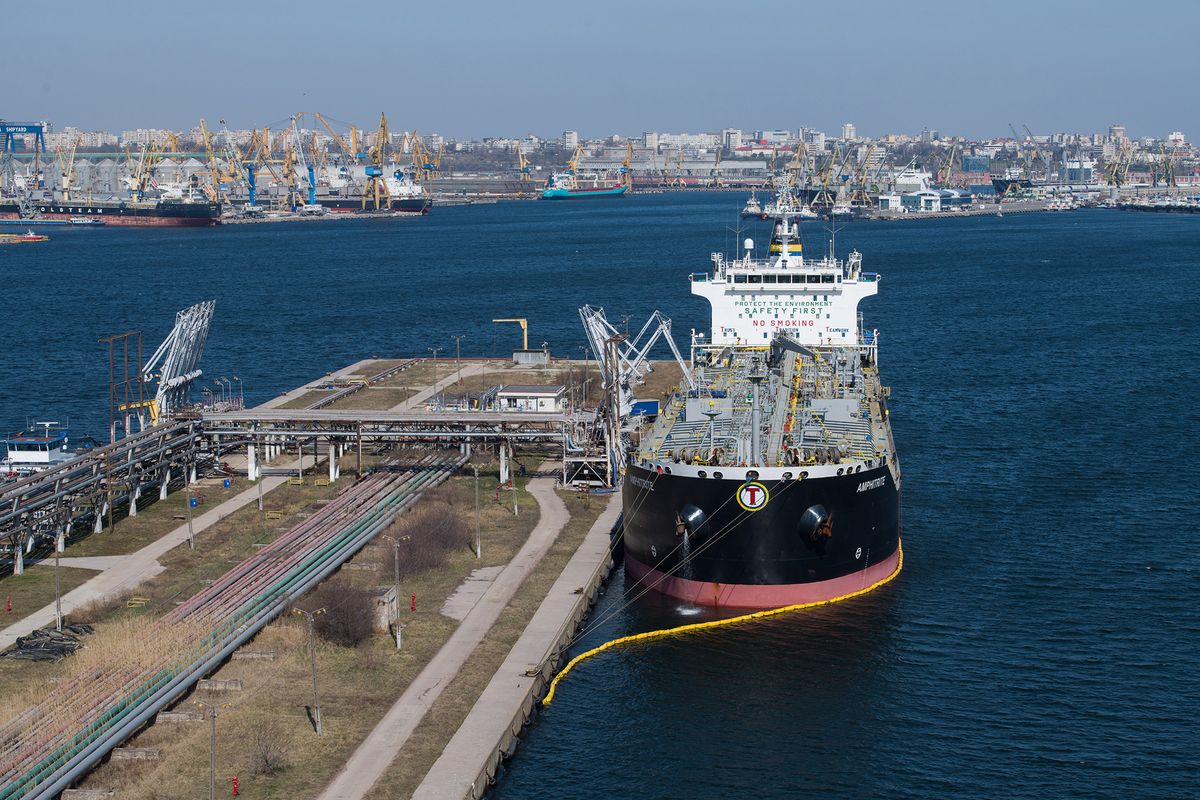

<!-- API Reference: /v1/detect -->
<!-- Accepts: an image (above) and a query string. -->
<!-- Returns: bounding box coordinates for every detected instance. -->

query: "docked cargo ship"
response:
[313,170,432,214]
[542,172,629,199]
[0,192,220,227]
[622,194,901,608]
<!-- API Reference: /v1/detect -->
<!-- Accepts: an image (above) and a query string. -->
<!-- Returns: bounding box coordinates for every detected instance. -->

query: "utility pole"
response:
[193,700,221,800]
[381,534,408,649]
[452,335,465,386]
[473,466,481,558]
[294,607,326,735]
[185,456,195,549]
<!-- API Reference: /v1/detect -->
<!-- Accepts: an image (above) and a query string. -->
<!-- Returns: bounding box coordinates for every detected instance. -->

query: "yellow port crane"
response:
[849,143,877,206]
[196,119,224,202]
[707,146,723,189]
[493,318,529,351]
[362,113,391,210]
[313,112,359,165]
[622,141,634,191]
[515,142,532,181]
[935,142,960,187]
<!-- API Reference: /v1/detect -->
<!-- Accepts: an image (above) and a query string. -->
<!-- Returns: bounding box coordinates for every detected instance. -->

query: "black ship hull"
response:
[315,196,432,214]
[992,177,1034,196]
[0,199,221,226]
[622,461,901,608]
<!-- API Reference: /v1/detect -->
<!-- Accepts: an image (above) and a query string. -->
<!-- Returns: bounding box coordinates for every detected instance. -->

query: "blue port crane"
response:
[1,120,46,193]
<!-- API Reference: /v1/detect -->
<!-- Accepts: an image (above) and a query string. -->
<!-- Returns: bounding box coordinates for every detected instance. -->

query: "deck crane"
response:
[53,134,80,202]
[362,113,391,210]
[515,142,532,181]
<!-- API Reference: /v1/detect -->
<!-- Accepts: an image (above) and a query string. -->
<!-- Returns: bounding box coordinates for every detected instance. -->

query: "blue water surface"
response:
[2,196,1197,798]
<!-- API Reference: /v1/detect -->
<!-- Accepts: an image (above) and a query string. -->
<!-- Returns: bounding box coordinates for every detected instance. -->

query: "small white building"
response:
[496,385,566,413]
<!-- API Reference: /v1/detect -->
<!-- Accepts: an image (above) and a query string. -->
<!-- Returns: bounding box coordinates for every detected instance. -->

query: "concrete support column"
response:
[94,503,108,534]
[56,531,66,553]
[128,484,139,517]
[499,443,510,485]
[160,467,171,500]
[13,546,23,576]
[188,463,197,484]
[328,441,339,481]
[247,443,258,481]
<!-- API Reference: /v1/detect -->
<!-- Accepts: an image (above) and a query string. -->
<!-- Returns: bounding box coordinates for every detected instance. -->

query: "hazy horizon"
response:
[5,0,1197,141]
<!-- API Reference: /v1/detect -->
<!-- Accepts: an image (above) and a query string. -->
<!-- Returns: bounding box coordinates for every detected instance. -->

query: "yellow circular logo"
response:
[736,481,770,512]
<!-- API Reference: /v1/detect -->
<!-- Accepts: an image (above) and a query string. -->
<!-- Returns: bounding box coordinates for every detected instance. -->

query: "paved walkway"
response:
[1,468,301,650]
[316,469,569,800]
[413,492,621,800]
[260,359,375,409]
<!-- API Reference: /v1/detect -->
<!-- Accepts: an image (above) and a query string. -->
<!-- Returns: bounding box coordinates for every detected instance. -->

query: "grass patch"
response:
[277,390,337,410]
[330,387,416,411]
[0,566,101,631]
[62,476,248,559]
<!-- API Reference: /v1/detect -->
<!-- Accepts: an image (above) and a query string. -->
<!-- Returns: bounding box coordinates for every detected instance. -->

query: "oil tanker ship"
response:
[621,191,901,608]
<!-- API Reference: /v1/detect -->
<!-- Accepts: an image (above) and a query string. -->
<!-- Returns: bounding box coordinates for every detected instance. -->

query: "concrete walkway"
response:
[413,492,621,800]
[0,469,299,650]
[316,470,570,800]
[391,363,491,411]
[260,359,376,409]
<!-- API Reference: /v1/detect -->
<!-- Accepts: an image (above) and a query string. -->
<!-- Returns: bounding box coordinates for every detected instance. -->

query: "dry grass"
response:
[277,390,337,410]
[367,487,606,799]
[0,566,101,631]
[64,475,248,559]
[329,387,416,411]
[75,455,596,799]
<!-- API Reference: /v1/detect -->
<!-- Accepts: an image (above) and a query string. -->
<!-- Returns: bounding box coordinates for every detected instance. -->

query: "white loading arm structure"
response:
[579,304,696,418]
[142,300,215,419]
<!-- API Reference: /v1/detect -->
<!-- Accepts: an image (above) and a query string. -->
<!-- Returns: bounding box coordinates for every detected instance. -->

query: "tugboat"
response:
[0,230,50,244]
[740,193,762,218]
[620,195,902,608]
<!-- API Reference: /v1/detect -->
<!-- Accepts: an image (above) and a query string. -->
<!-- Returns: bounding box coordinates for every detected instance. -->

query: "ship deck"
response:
[637,340,893,470]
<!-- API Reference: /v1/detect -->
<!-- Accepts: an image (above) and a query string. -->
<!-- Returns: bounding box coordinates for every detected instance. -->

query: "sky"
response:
[5,0,1198,141]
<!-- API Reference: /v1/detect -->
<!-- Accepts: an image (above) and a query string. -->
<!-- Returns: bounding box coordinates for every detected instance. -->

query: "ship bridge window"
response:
[806,275,821,284]
[747,275,762,284]
[822,274,835,283]
[763,275,778,283]
[733,274,748,284]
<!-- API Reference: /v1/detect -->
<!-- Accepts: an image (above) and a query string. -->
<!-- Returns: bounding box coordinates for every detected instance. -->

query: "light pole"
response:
[428,347,441,388]
[293,606,326,735]
[220,377,232,406]
[578,346,590,405]
[231,376,243,408]
[451,335,464,386]
[193,700,222,800]
[473,466,481,558]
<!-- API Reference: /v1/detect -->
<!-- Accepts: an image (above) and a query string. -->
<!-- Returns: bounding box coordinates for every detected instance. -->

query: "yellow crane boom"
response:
[493,318,528,351]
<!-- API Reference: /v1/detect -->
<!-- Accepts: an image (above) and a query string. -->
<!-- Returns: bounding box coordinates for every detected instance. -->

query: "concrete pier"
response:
[412,494,621,800]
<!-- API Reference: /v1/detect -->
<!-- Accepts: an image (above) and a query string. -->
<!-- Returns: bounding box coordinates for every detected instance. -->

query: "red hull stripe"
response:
[625,546,902,609]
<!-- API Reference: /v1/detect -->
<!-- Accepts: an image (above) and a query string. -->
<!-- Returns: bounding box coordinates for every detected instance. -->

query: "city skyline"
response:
[5,0,1198,140]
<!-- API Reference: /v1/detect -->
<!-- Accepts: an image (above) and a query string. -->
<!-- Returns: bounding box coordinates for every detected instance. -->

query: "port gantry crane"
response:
[935,141,960,188]
[848,143,878,206]
[707,146,724,189]
[621,142,635,192]
[362,113,391,211]
[809,143,842,208]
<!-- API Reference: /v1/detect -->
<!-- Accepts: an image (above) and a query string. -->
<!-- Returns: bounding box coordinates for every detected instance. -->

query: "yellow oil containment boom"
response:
[492,318,528,350]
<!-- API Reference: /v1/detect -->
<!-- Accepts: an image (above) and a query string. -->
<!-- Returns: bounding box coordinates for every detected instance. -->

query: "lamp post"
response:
[578,346,590,405]
[193,700,223,800]
[452,335,464,386]
[231,376,243,408]
[428,347,441,390]
[473,466,481,558]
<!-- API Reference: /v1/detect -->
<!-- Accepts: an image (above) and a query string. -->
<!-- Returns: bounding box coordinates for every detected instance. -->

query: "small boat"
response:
[740,193,763,219]
[0,230,50,244]
[68,216,105,226]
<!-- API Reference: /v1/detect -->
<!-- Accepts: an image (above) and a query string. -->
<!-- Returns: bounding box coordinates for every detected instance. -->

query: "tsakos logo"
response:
[736,482,770,512]
[856,476,887,493]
